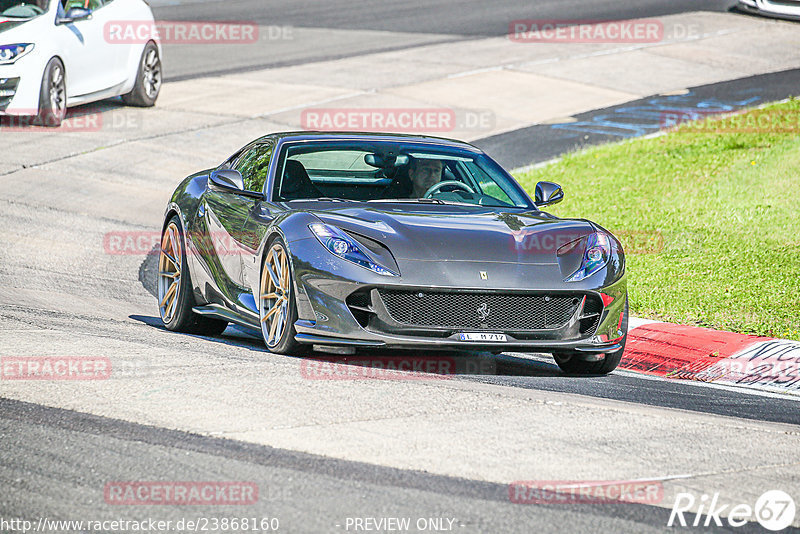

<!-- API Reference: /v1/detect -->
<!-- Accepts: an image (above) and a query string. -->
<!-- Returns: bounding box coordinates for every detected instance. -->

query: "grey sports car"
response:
[158,132,628,374]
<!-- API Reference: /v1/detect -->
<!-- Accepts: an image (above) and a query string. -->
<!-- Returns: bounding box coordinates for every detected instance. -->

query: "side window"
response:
[232,143,273,192]
[61,0,105,11]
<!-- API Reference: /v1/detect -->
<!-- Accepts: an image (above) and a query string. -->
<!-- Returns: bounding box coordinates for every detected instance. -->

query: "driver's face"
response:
[410,160,443,194]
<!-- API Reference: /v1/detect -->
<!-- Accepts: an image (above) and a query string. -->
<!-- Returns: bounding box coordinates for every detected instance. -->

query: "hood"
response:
[306,203,595,264]
[0,18,29,34]
[0,17,43,39]
[0,6,52,37]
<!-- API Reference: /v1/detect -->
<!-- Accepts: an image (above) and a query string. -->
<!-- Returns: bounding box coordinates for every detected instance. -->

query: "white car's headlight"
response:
[0,43,35,65]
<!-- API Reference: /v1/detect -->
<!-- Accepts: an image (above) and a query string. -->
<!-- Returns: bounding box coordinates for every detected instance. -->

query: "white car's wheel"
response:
[122,41,161,107]
[35,58,66,127]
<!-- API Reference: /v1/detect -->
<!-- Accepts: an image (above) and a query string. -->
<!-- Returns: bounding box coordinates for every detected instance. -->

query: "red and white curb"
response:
[620,318,800,396]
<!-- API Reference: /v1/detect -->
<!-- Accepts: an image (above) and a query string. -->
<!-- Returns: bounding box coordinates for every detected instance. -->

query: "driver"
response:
[408,157,443,198]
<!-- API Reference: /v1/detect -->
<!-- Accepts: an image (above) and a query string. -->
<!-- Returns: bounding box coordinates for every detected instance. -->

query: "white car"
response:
[0,0,161,127]
[738,0,800,21]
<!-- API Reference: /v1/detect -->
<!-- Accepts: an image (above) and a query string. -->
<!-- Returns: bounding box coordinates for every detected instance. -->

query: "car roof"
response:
[253,131,482,152]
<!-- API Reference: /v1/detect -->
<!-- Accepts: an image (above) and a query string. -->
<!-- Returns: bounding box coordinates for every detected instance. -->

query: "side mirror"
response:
[209,169,264,199]
[210,169,246,191]
[534,181,564,207]
[60,7,92,23]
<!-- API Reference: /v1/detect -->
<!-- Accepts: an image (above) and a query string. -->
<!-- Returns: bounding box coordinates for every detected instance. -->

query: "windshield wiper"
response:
[288,197,353,202]
[368,198,446,204]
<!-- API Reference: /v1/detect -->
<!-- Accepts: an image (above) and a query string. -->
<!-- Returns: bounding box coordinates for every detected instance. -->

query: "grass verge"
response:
[515,98,800,341]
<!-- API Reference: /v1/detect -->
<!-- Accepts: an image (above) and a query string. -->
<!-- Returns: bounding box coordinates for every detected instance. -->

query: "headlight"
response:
[0,44,35,65]
[309,223,399,277]
[558,231,612,282]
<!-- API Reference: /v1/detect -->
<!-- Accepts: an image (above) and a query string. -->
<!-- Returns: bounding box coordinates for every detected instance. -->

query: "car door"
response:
[91,0,132,87]
[55,0,120,98]
[199,142,275,315]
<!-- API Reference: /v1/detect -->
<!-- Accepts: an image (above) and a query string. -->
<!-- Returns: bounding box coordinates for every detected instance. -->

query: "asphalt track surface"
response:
[151,0,738,35]
[0,398,773,534]
[475,68,800,168]
[150,0,739,81]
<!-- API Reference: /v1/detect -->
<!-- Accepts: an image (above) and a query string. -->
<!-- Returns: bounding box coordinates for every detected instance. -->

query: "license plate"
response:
[458,332,507,342]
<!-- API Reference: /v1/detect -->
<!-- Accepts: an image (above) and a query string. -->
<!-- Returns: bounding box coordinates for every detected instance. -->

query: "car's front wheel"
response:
[554,299,628,375]
[553,343,626,375]
[122,41,161,107]
[35,58,66,127]
[259,238,301,354]
[158,216,228,335]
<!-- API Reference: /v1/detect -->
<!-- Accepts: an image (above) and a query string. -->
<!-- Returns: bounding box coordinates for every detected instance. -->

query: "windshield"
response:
[0,0,50,18]
[272,140,533,208]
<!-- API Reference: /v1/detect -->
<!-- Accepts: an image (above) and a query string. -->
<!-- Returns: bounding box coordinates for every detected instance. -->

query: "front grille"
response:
[377,289,585,331]
[0,78,19,112]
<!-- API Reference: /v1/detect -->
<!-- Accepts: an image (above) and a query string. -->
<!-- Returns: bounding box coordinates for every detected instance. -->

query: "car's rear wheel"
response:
[158,216,228,335]
[554,299,629,375]
[259,238,300,354]
[122,41,161,107]
[35,58,66,127]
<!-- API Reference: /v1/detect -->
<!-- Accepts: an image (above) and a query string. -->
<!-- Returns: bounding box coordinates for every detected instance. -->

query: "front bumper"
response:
[0,55,45,115]
[285,232,628,355]
[293,278,628,354]
[294,329,625,354]
[0,77,20,112]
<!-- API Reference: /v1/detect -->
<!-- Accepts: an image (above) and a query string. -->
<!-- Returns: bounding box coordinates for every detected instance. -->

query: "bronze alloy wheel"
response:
[260,241,291,348]
[158,221,182,324]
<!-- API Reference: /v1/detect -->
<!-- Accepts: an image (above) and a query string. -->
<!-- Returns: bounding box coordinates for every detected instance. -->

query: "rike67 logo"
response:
[669,490,796,531]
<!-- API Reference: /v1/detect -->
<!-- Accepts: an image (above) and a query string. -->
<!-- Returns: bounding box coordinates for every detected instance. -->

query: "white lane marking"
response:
[629,317,660,329]
[506,350,800,401]
[614,369,800,401]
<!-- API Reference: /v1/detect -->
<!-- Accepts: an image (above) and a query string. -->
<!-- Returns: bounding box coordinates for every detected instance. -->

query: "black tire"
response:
[121,41,161,107]
[158,215,228,335]
[35,58,66,127]
[259,236,301,355]
[554,298,629,375]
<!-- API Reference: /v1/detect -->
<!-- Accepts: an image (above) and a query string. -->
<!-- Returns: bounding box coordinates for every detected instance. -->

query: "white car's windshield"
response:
[0,0,49,18]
